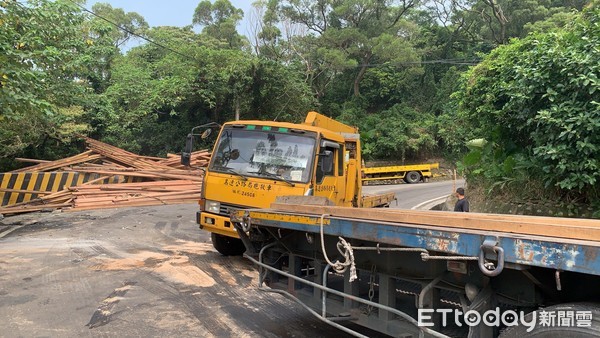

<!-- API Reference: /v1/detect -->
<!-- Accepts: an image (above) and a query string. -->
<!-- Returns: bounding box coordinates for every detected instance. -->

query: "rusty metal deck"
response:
[232,208,600,277]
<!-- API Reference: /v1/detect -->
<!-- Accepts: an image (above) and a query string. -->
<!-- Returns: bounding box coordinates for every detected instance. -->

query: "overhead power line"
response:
[360,59,481,67]
[18,0,480,68]
[65,0,198,62]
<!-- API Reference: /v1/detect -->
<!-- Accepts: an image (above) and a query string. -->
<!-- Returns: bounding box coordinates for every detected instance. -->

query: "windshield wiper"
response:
[214,166,248,181]
[249,171,295,187]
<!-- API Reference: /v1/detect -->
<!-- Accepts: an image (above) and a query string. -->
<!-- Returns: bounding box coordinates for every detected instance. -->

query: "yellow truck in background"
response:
[182,111,396,255]
[362,162,439,184]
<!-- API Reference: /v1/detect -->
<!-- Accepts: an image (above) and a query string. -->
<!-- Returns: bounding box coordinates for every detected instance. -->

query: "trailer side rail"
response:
[232,209,600,277]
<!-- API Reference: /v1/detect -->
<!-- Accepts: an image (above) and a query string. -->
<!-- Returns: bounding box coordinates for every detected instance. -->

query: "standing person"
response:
[454,187,469,212]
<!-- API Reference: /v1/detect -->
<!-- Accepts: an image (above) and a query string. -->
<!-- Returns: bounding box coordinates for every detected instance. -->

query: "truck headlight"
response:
[205,200,220,214]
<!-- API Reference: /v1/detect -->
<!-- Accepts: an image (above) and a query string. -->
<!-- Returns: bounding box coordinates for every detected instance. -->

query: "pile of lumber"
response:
[72,180,202,210]
[0,137,209,215]
[12,137,211,175]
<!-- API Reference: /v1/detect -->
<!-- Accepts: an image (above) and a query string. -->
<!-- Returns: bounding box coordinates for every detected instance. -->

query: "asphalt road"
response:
[0,204,387,338]
[363,179,465,209]
[0,180,461,337]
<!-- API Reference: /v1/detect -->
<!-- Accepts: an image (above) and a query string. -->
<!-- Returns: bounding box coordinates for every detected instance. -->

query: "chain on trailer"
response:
[318,214,504,282]
[366,264,377,316]
[240,212,505,279]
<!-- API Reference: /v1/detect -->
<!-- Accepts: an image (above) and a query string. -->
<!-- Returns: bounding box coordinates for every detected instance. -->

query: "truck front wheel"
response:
[404,171,421,184]
[211,233,246,256]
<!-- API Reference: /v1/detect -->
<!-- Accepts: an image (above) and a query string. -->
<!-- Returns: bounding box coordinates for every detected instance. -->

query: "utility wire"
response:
[34,0,480,68]
[359,59,480,67]
[65,0,199,62]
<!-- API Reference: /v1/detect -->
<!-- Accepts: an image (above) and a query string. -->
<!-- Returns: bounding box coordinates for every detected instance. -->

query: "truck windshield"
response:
[209,128,316,184]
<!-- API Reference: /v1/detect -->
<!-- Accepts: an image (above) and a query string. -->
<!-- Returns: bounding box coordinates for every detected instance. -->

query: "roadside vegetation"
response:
[1,0,598,216]
[456,4,600,217]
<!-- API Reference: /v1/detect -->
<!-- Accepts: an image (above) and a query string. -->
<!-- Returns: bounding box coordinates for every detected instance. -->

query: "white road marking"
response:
[411,195,449,210]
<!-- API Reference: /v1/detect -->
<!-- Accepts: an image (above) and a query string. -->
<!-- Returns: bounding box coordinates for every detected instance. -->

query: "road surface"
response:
[0,180,461,337]
[363,179,465,209]
[0,204,385,338]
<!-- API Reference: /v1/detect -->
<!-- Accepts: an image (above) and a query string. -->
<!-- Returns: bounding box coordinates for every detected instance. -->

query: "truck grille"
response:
[218,203,245,217]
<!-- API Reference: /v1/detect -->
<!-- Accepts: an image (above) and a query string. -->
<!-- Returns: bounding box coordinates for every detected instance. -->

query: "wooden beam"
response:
[15,158,51,164]
[270,204,600,242]
[0,188,51,194]
[12,150,98,172]
[0,203,73,215]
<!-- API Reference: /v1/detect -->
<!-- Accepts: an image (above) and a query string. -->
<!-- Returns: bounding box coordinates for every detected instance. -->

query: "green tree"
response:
[419,0,591,160]
[98,26,201,153]
[455,5,600,204]
[0,0,91,158]
[193,0,246,49]
[97,23,315,155]
[280,0,420,97]
[83,3,148,92]
[249,0,285,59]
[90,3,148,48]
[429,0,587,46]
[339,102,435,160]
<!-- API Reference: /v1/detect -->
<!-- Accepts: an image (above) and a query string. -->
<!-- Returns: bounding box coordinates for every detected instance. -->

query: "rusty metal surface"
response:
[235,209,600,276]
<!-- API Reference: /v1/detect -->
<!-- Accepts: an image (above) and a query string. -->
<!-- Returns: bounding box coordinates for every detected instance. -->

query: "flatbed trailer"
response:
[362,163,439,184]
[230,203,600,337]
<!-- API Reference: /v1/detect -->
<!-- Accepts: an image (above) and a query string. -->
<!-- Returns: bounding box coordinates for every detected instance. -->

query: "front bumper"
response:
[197,211,239,238]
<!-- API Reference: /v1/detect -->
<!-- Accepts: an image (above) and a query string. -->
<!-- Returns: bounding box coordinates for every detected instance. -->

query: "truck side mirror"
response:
[320,150,333,173]
[201,128,212,139]
[181,133,193,166]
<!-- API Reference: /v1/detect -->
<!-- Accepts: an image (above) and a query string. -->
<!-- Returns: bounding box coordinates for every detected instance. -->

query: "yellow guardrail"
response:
[0,172,136,207]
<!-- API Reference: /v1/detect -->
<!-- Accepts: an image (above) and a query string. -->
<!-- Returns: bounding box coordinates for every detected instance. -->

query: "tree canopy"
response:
[0,0,597,213]
[1,0,91,158]
[455,3,599,207]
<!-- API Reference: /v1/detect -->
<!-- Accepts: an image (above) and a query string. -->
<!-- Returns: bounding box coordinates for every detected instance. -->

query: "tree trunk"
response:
[353,54,372,97]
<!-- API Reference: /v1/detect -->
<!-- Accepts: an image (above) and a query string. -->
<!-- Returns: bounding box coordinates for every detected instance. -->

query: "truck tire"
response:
[211,233,246,256]
[499,303,600,338]
[404,171,421,184]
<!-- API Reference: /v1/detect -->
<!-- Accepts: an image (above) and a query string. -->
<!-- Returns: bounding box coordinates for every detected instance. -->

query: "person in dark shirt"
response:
[454,187,469,212]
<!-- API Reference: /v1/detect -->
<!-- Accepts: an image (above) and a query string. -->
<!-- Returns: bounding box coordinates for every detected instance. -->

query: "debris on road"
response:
[0,137,208,215]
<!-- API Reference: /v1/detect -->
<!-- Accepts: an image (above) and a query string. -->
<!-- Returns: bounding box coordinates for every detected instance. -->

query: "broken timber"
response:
[0,137,208,215]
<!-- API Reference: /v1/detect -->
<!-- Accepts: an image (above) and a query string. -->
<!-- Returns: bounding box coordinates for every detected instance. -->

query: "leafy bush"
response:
[455,6,600,204]
[340,102,436,161]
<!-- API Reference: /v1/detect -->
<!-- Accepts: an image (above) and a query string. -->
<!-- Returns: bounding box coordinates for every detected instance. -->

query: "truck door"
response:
[314,140,346,206]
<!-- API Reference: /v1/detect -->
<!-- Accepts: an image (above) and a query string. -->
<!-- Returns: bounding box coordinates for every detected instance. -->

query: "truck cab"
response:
[190,112,393,255]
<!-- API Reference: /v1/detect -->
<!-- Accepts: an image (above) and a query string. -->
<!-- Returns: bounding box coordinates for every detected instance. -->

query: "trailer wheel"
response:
[499,303,600,338]
[211,233,246,256]
[404,171,421,184]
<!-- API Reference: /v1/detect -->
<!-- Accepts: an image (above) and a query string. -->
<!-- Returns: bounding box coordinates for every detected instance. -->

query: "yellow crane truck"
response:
[182,112,396,255]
